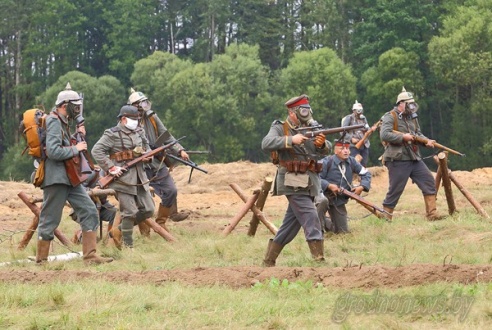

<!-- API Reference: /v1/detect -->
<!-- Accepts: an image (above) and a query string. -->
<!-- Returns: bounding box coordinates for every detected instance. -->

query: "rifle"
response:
[299,124,366,138]
[98,137,185,189]
[165,153,208,183]
[355,120,382,149]
[339,188,392,221]
[391,130,465,157]
[185,150,211,155]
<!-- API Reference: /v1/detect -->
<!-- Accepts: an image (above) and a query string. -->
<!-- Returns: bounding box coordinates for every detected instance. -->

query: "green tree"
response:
[168,44,272,162]
[278,48,357,127]
[428,0,492,169]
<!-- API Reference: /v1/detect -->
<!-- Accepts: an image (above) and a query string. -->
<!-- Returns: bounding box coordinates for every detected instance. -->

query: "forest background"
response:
[0,0,491,181]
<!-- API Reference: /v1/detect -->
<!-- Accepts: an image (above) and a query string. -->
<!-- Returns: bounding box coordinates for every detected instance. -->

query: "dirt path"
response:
[1,264,490,289]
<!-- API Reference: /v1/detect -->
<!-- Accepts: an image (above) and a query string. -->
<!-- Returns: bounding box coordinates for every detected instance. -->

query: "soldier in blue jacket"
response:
[316,139,371,233]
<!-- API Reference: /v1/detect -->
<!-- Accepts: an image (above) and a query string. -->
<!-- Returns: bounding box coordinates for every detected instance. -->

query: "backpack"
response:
[21,108,47,159]
[20,108,47,186]
[341,114,352,127]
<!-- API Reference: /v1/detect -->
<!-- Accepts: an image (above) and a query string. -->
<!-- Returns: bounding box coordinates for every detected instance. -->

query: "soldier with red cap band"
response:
[261,94,330,266]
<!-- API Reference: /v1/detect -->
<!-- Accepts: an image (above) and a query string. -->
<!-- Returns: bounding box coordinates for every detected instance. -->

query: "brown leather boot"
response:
[263,239,284,267]
[155,204,170,231]
[307,240,325,262]
[138,221,151,237]
[169,203,189,222]
[36,240,51,264]
[383,206,394,220]
[424,195,445,221]
[82,231,113,265]
[108,227,122,250]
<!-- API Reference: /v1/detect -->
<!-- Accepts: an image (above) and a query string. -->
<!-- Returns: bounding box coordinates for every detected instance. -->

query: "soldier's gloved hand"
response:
[109,166,126,177]
[314,133,326,148]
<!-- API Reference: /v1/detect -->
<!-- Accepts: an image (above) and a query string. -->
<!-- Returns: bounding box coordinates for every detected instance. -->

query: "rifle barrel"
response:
[302,124,366,138]
[391,130,465,157]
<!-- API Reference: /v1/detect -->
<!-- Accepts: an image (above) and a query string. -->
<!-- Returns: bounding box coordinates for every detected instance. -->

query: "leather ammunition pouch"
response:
[110,150,134,162]
[279,160,322,174]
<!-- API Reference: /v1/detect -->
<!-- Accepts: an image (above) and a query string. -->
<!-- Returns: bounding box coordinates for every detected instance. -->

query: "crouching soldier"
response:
[91,105,155,249]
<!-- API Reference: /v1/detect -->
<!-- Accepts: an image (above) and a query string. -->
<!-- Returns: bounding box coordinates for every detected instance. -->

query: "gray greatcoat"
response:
[38,109,99,241]
[91,123,151,195]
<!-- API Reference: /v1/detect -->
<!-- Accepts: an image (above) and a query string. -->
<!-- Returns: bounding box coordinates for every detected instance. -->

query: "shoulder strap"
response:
[149,115,159,136]
[390,110,398,131]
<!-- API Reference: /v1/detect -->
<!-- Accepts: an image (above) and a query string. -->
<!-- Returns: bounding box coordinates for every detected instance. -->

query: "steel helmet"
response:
[352,100,363,114]
[117,105,140,119]
[127,88,148,105]
[55,83,82,106]
[396,87,415,104]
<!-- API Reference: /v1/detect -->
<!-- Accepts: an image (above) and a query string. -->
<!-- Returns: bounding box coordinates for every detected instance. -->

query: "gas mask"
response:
[404,101,419,115]
[125,118,139,130]
[66,102,84,124]
[295,105,316,126]
[138,100,152,112]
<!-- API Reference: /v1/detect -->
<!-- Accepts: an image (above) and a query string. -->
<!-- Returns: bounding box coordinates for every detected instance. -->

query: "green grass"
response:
[1,184,492,328]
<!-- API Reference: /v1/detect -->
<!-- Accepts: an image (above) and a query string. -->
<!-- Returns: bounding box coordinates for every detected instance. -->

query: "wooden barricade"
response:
[17,191,72,249]
[223,178,278,236]
[434,152,490,219]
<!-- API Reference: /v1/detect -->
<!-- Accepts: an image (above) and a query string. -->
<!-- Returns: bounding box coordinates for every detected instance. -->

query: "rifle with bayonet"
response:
[338,187,392,221]
[297,124,366,138]
[98,137,185,189]
[391,130,465,157]
[355,120,382,149]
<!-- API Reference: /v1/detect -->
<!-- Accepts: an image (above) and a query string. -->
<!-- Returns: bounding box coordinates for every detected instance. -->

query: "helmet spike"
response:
[401,86,406,92]
[65,82,72,90]
[130,87,136,94]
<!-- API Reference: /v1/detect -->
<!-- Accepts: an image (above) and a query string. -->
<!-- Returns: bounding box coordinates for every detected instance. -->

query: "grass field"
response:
[0,162,491,329]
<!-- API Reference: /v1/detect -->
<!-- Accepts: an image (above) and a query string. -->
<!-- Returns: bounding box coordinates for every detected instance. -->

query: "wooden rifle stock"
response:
[391,130,465,157]
[98,137,185,188]
[302,124,366,138]
[355,120,381,149]
[339,188,391,221]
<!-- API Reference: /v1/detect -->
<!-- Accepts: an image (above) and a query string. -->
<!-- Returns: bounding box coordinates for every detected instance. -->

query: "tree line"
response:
[1,0,491,181]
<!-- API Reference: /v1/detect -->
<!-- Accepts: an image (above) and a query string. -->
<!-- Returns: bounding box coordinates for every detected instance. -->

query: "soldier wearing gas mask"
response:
[342,100,371,166]
[91,105,155,249]
[380,87,443,221]
[261,94,330,267]
[36,83,113,265]
[127,89,190,234]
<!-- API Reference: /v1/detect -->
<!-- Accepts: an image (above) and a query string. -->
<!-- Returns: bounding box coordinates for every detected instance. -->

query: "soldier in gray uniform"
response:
[380,87,443,221]
[316,139,372,233]
[127,89,190,233]
[341,100,371,166]
[91,105,155,248]
[261,94,330,266]
[37,83,113,265]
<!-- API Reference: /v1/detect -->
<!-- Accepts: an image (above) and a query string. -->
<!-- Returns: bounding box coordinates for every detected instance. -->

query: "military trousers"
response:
[273,194,323,246]
[38,184,99,241]
[145,167,178,208]
[383,160,436,209]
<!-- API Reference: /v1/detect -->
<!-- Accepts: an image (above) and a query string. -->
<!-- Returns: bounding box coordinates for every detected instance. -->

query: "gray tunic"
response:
[380,108,428,162]
[261,119,329,197]
[91,123,151,195]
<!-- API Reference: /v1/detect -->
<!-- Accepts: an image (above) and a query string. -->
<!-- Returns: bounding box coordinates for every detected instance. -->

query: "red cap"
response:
[285,94,309,108]
[334,140,350,148]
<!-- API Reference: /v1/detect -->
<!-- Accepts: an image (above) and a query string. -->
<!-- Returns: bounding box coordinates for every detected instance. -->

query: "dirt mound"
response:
[0,264,490,289]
